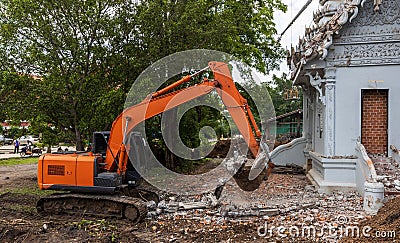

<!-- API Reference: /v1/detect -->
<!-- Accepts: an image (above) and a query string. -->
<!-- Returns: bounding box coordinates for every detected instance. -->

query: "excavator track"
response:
[36,193,147,223]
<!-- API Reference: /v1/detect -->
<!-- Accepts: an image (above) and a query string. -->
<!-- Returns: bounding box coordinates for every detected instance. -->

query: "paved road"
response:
[0,145,76,159]
[0,153,22,159]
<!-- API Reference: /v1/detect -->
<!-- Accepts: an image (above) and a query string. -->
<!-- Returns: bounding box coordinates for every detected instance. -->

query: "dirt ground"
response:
[2,160,263,243]
[0,163,37,187]
[0,161,399,242]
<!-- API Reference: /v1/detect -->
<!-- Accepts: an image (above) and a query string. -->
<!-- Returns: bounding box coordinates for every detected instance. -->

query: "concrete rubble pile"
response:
[145,173,373,241]
[371,155,400,194]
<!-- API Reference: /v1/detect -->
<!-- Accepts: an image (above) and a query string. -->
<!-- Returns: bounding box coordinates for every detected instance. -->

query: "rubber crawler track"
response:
[36,193,147,223]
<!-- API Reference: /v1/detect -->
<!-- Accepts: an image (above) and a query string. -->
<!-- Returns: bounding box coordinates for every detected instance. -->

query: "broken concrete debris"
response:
[145,173,373,241]
[372,155,400,193]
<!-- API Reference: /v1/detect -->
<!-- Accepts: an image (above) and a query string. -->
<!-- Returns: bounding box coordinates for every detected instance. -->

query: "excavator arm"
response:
[104,61,268,177]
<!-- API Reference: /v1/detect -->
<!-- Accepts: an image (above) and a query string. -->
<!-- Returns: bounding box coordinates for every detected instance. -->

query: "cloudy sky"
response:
[264,0,320,79]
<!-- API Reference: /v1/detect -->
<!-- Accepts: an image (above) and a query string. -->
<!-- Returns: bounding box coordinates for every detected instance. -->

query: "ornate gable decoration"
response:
[288,0,383,80]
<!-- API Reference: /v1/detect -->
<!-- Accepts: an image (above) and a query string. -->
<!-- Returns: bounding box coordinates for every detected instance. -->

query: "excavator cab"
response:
[92,131,110,156]
[91,131,145,188]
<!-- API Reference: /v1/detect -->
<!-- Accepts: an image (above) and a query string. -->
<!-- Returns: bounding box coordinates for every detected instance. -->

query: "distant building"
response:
[1,120,31,130]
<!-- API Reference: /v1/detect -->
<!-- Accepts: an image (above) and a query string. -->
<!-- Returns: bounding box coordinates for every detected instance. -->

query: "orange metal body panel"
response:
[76,154,95,186]
[37,155,45,189]
[38,153,95,189]
[209,62,261,157]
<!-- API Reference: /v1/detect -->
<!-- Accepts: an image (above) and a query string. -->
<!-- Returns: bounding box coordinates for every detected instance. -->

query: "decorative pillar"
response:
[301,85,311,139]
[324,68,336,157]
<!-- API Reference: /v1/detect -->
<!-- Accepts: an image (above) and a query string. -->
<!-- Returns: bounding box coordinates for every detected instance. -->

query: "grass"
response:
[0,156,38,166]
[71,219,119,241]
[1,186,55,196]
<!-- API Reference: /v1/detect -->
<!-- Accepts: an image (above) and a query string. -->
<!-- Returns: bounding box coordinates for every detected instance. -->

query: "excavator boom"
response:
[104,61,264,172]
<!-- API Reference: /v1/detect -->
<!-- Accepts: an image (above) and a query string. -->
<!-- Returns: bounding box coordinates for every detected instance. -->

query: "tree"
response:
[0,0,139,150]
[268,73,302,116]
[133,0,286,170]
[0,72,36,122]
[134,0,286,73]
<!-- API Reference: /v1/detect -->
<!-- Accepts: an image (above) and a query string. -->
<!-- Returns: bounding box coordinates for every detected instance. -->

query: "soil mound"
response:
[341,196,400,242]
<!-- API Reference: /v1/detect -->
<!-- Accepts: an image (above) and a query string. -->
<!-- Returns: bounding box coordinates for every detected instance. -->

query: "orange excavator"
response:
[36,61,274,223]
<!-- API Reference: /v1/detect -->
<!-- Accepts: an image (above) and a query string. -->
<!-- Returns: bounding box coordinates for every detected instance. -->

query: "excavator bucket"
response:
[233,165,267,191]
[248,139,274,180]
[248,151,268,181]
[232,140,274,191]
[232,159,274,191]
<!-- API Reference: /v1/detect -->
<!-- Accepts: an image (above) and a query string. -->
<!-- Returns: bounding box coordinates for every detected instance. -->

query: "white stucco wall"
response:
[334,65,400,156]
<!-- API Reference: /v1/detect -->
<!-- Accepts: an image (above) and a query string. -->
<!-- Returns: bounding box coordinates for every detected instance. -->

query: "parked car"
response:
[0,135,13,145]
[19,135,40,145]
[5,137,13,145]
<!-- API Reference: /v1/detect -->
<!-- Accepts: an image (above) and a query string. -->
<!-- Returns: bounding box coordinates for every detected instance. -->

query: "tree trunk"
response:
[75,128,84,151]
[47,145,52,153]
[71,105,84,151]
[163,108,178,170]
[165,148,176,170]
[196,106,202,123]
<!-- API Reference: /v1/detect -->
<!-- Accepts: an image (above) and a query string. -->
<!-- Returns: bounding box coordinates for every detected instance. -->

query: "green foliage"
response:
[28,115,65,147]
[0,0,140,149]
[35,142,45,149]
[268,73,302,116]
[0,157,37,166]
[175,158,209,174]
[135,0,286,169]
[0,72,36,122]
[134,0,286,74]
[6,127,23,139]
[179,106,224,148]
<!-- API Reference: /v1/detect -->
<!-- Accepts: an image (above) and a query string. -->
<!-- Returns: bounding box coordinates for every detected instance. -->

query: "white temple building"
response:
[270,0,400,211]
